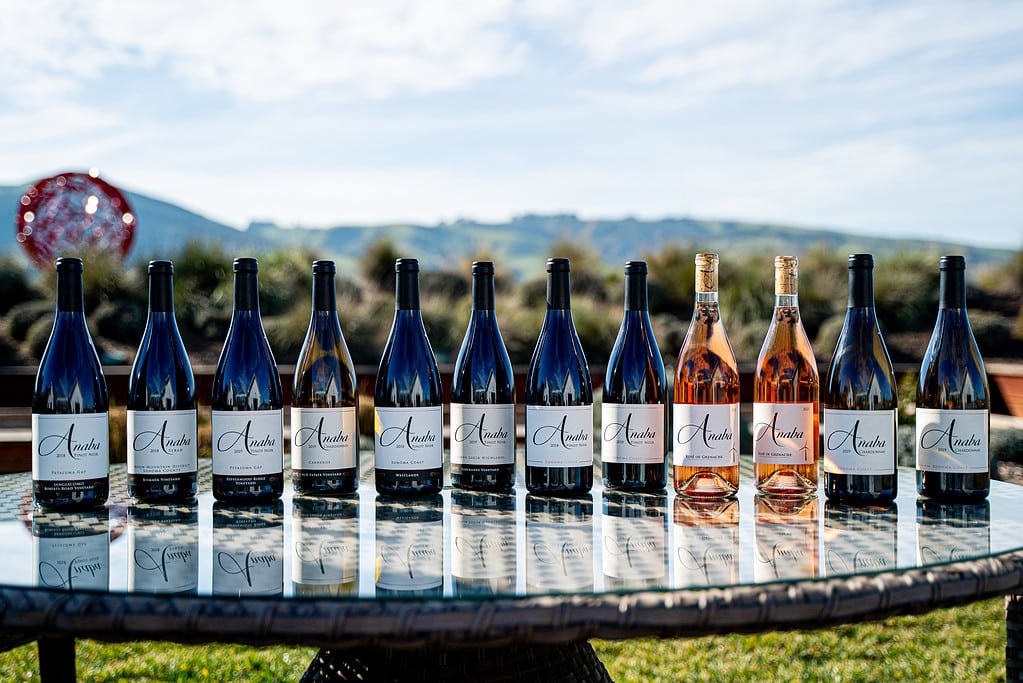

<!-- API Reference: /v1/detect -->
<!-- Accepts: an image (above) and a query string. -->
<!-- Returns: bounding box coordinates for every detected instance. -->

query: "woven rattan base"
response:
[300,642,614,682]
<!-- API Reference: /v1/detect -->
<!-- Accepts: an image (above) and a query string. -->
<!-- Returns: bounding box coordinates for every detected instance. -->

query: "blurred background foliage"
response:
[1,239,1021,370]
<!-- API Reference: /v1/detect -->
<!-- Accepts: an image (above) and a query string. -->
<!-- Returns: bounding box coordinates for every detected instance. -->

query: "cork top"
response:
[774,255,798,295]
[695,253,718,293]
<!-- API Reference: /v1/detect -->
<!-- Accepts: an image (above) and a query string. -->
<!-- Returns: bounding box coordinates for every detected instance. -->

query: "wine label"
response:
[673,521,739,588]
[452,510,516,581]
[212,528,284,597]
[526,514,593,592]
[602,514,665,580]
[374,406,443,470]
[32,412,110,481]
[752,403,815,465]
[672,403,740,468]
[127,409,198,476]
[754,511,818,581]
[128,523,199,593]
[34,532,109,591]
[376,518,444,592]
[600,403,664,464]
[824,518,896,577]
[915,408,989,474]
[823,408,896,475]
[450,403,515,466]
[291,406,358,471]
[211,410,284,476]
[525,405,593,468]
[292,515,359,586]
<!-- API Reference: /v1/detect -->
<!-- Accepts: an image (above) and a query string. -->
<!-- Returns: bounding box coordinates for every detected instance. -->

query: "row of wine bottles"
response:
[30,252,988,509]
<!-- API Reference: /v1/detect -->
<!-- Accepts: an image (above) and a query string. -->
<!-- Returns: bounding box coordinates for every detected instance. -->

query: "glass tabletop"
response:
[0,460,1020,601]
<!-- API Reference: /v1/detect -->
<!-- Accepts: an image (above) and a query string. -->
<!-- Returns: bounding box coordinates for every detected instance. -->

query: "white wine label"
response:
[291,407,358,471]
[601,403,664,464]
[212,536,284,597]
[292,517,359,586]
[376,519,444,592]
[451,512,516,580]
[34,534,109,591]
[824,526,896,577]
[823,408,896,475]
[673,403,740,468]
[525,405,593,468]
[526,516,593,591]
[602,514,665,580]
[211,410,284,476]
[374,406,443,470]
[32,413,109,481]
[915,408,989,474]
[128,525,199,593]
[673,522,739,588]
[754,518,817,582]
[127,409,198,476]
[450,403,515,466]
[752,403,815,465]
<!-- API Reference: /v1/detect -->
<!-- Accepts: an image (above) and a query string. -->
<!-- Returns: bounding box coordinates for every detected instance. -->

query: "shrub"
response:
[5,300,52,342]
[0,254,37,315]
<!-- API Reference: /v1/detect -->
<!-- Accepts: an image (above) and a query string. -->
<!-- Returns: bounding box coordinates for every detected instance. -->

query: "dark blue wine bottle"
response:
[374,258,443,496]
[32,257,110,509]
[823,254,898,504]
[211,257,284,502]
[602,261,667,492]
[450,261,516,492]
[127,260,198,502]
[292,260,359,496]
[524,257,593,495]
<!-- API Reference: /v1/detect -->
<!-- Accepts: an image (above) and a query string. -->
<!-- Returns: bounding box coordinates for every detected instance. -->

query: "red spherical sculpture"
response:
[15,171,136,269]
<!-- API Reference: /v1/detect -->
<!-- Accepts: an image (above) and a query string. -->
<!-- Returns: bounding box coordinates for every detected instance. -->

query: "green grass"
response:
[0,598,1006,681]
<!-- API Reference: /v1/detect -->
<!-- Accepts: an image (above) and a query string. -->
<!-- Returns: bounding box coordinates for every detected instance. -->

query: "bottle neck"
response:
[472,272,495,311]
[233,272,260,312]
[149,272,174,313]
[547,270,571,310]
[313,272,337,312]
[624,272,648,311]
[56,270,85,313]
[848,267,874,308]
[939,268,966,309]
[396,271,420,310]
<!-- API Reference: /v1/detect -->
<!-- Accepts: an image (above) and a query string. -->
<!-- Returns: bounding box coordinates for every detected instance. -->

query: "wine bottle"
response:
[823,254,898,504]
[211,257,284,502]
[374,258,443,496]
[32,257,110,509]
[292,260,360,496]
[450,261,516,492]
[753,256,819,496]
[673,253,741,498]
[525,258,594,495]
[602,261,667,492]
[916,255,990,502]
[127,260,198,502]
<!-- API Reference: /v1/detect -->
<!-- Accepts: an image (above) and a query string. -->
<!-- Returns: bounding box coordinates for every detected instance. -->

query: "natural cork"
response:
[775,255,798,295]
[695,253,718,293]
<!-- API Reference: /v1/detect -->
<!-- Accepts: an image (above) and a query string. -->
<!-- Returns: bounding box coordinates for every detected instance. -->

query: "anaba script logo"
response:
[603,533,661,569]
[453,413,509,447]
[676,543,737,584]
[531,538,592,577]
[825,548,892,574]
[217,421,277,454]
[754,412,808,458]
[827,420,887,455]
[755,541,810,578]
[603,413,658,445]
[217,550,279,587]
[134,545,195,582]
[920,418,983,454]
[37,423,102,459]
[295,416,350,451]
[295,539,354,575]
[676,413,733,449]
[133,420,193,455]
[454,533,514,570]
[381,543,439,579]
[38,555,104,589]
[379,416,438,451]
[532,415,588,449]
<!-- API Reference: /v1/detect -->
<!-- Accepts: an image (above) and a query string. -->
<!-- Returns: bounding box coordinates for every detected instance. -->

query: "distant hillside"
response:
[1,184,1013,276]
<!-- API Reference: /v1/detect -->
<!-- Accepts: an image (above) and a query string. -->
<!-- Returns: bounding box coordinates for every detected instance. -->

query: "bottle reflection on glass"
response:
[916,499,990,566]
[127,503,199,594]
[375,495,444,597]
[211,501,284,597]
[32,507,110,591]
[292,260,360,496]
[525,495,594,594]
[127,260,198,503]
[211,258,285,502]
[753,494,819,582]
[32,257,110,509]
[672,497,740,588]
[292,496,359,597]
[450,491,517,596]
[601,492,667,590]
[823,501,897,578]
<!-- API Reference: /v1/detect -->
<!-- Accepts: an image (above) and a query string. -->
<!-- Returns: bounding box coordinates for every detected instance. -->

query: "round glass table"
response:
[2,461,1023,681]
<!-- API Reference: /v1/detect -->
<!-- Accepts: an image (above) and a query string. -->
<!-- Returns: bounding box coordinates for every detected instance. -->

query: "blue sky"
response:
[2,0,1022,248]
